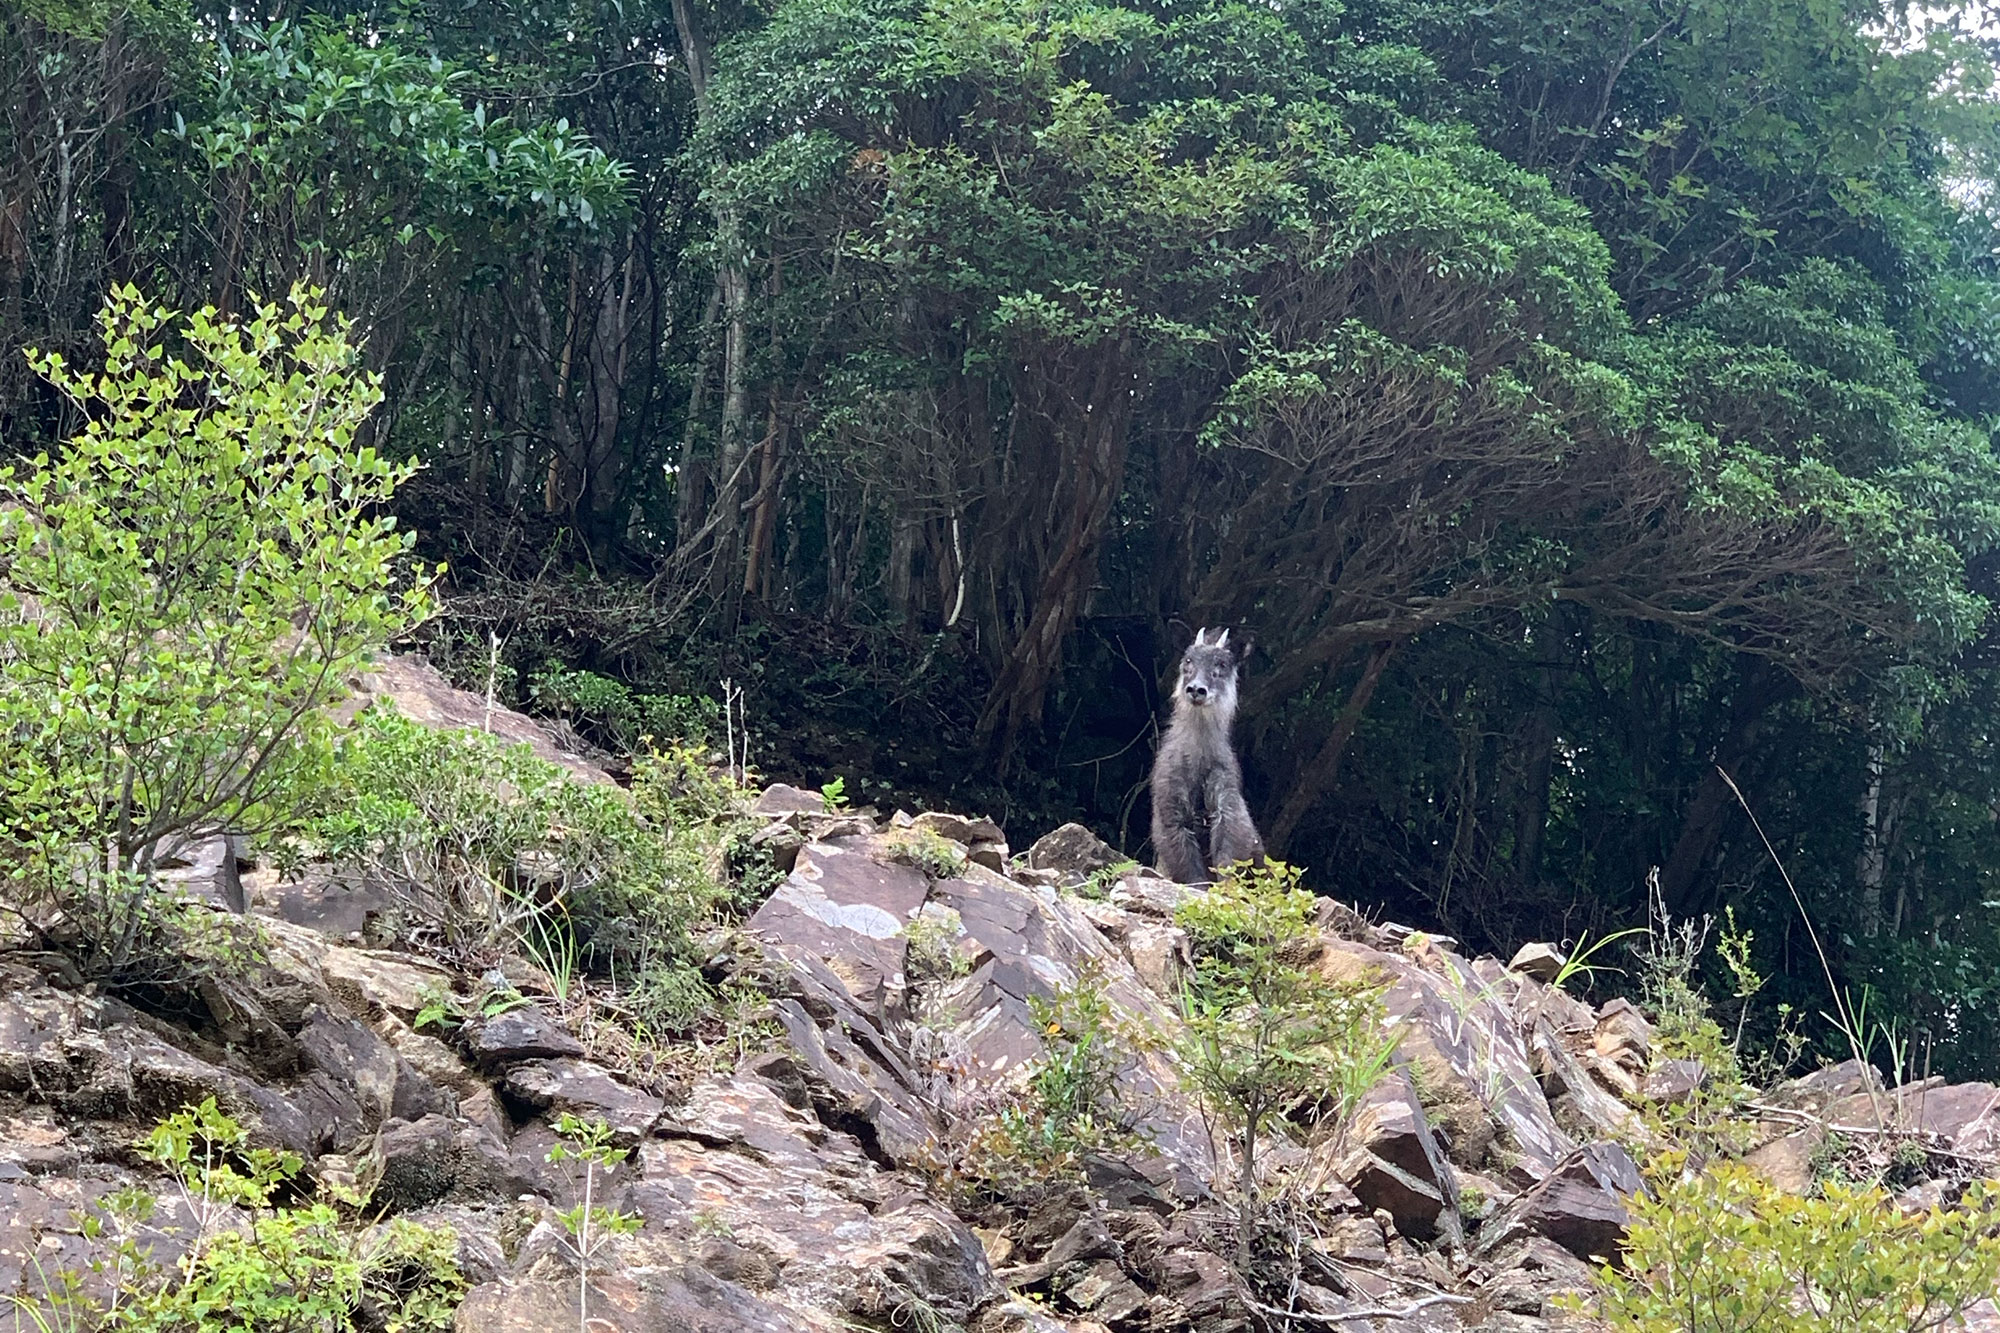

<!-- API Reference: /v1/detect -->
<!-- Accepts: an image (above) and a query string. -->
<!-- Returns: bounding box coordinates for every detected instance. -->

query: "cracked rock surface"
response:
[11,655,1990,1331]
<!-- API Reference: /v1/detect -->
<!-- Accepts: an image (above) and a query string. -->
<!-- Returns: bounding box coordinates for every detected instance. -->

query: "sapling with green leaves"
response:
[1174,861,1397,1264]
[544,1113,643,1333]
[0,284,430,982]
[1550,928,1646,995]
[0,1100,467,1332]
[140,1097,304,1286]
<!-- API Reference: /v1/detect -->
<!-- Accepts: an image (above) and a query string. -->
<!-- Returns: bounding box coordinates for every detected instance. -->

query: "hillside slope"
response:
[2,661,1998,1332]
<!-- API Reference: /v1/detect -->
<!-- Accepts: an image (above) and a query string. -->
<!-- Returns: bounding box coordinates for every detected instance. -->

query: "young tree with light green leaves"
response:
[1174,861,1398,1265]
[0,283,431,978]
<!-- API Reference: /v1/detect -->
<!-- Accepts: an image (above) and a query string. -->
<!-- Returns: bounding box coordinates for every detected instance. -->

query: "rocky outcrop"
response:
[15,656,2000,1331]
[0,802,1662,1330]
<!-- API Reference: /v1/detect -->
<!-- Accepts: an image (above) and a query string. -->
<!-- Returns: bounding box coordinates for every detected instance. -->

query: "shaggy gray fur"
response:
[1150,628,1266,884]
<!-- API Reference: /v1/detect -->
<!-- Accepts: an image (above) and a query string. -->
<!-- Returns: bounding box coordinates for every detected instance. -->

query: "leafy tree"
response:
[1600,1158,2000,1333]
[0,284,428,976]
[1174,861,1397,1263]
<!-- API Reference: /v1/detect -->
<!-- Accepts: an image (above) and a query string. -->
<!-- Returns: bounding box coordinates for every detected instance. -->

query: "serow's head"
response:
[1176,627,1243,713]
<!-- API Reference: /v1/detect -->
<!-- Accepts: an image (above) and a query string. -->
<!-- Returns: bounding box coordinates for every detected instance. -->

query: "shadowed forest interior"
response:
[10,0,2000,1079]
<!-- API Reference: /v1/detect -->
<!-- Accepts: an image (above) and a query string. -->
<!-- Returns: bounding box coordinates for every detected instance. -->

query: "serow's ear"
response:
[1234,630,1256,664]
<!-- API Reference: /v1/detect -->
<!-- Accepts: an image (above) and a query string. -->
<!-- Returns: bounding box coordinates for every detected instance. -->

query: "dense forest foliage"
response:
[9,0,2000,1076]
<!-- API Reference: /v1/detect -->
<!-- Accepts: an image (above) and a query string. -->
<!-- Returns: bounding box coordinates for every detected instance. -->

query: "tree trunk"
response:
[669,0,753,605]
[742,399,785,597]
[1511,668,1560,894]
[708,238,751,607]
[1856,739,1886,939]
[971,345,1136,766]
[1268,641,1396,852]
[1659,657,1795,916]
[95,14,135,285]
[674,280,723,546]
[743,255,788,596]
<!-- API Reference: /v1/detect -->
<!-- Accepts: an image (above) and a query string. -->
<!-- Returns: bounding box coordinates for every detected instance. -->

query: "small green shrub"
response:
[883,828,965,880]
[690,1210,734,1240]
[1175,860,1397,1263]
[1630,906,1762,1156]
[961,960,1145,1188]
[1073,860,1140,901]
[545,1114,642,1333]
[623,959,716,1033]
[628,742,749,832]
[720,828,786,915]
[7,1099,465,1333]
[286,707,727,973]
[411,980,530,1035]
[1636,908,1741,1072]
[0,285,428,987]
[1004,959,1140,1159]
[905,907,971,986]
[527,665,719,753]
[1595,1157,2000,1332]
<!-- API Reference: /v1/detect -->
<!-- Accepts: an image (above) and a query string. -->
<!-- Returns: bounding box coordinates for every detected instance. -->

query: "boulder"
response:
[1641,1059,1707,1105]
[469,1007,585,1066]
[1524,998,1643,1149]
[1764,1059,1883,1115]
[320,947,459,1023]
[1056,1259,1147,1322]
[1593,998,1651,1072]
[912,811,1007,848]
[1312,1214,1390,1266]
[622,1074,991,1322]
[499,1059,664,1142]
[0,1117,79,1178]
[0,992,83,1094]
[1316,942,1578,1184]
[1743,1126,1824,1194]
[748,819,808,874]
[1475,1143,1641,1264]
[767,994,935,1165]
[967,842,1008,872]
[1338,1152,1449,1242]
[1117,920,1190,1002]
[297,1008,445,1143]
[749,840,928,1022]
[752,784,829,817]
[238,919,340,1027]
[973,1300,1073,1332]
[370,1114,540,1213]
[1024,824,1124,876]
[1340,1071,1457,1207]
[60,1024,319,1157]
[1474,1235,1602,1318]
[1507,943,1567,983]
[1045,1215,1122,1266]
[254,864,396,940]
[346,653,613,785]
[1901,1081,2000,1146]
[930,865,1205,1164]
[379,1205,513,1286]
[152,833,248,914]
